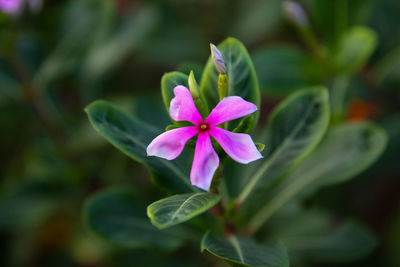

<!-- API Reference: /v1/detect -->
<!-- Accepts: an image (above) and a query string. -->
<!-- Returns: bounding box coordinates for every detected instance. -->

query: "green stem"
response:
[218,74,228,101]
[299,26,324,60]
[335,0,347,45]
[296,24,333,75]
[218,73,228,129]
[330,75,349,124]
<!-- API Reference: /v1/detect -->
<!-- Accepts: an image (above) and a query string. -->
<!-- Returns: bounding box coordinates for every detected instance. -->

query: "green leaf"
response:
[83,186,184,250]
[201,232,289,267]
[255,142,265,153]
[334,26,377,74]
[253,46,325,96]
[200,37,260,131]
[238,87,330,207]
[176,61,204,81]
[306,0,373,48]
[285,121,388,195]
[85,100,196,193]
[247,122,387,232]
[147,193,221,229]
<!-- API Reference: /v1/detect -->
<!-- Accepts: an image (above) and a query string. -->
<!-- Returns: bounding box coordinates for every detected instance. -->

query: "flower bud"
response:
[283,1,308,27]
[210,43,226,74]
[188,70,200,99]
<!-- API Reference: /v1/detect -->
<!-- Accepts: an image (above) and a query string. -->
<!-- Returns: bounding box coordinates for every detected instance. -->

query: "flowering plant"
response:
[85,38,387,266]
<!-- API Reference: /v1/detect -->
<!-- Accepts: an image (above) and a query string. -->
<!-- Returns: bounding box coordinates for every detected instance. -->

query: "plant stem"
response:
[330,75,349,124]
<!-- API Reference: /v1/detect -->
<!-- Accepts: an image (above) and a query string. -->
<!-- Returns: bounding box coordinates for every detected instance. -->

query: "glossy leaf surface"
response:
[201,232,289,267]
[147,193,221,229]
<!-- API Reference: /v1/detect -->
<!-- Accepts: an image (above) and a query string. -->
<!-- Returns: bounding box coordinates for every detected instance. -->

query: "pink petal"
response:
[0,0,23,14]
[206,96,257,126]
[209,126,262,164]
[169,85,203,125]
[191,132,219,191]
[147,126,198,160]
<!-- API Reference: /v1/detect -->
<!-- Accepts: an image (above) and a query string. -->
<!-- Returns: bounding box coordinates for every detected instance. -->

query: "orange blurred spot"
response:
[347,99,379,121]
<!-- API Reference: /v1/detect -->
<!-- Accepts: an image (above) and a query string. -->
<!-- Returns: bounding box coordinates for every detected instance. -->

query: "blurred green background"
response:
[1,0,400,266]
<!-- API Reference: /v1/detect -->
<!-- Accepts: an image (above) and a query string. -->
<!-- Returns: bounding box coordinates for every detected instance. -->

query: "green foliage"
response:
[292,222,377,263]
[35,0,115,90]
[253,46,325,96]
[201,232,289,267]
[0,181,74,231]
[290,122,388,194]
[269,209,377,264]
[247,122,387,232]
[238,87,330,207]
[1,0,396,266]
[200,37,260,131]
[83,186,184,250]
[147,193,221,229]
[334,26,377,75]
[306,0,373,48]
[85,100,195,193]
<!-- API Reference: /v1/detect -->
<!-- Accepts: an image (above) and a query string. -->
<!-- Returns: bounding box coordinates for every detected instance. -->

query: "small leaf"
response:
[83,186,184,250]
[200,37,260,132]
[201,232,289,267]
[334,26,377,74]
[85,100,195,193]
[165,124,179,131]
[255,142,265,152]
[147,193,221,229]
[232,114,255,134]
[253,46,325,96]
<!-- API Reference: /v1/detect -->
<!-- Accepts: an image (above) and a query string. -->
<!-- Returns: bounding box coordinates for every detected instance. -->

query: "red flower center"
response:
[198,122,210,132]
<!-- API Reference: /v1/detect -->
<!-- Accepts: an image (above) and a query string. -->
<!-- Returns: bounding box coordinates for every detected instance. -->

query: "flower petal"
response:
[209,126,262,164]
[191,132,219,191]
[206,96,257,126]
[170,85,203,125]
[147,126,198,160]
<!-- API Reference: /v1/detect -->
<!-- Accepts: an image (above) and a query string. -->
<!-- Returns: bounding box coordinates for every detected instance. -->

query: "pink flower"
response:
[0,0,42,15]
[147,86,262,191]
[0,0,23,14]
